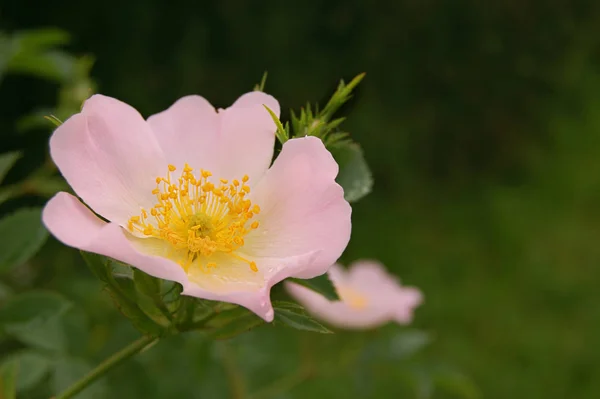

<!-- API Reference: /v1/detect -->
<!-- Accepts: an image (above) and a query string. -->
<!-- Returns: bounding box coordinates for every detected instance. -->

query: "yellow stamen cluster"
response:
[127,164,261,273]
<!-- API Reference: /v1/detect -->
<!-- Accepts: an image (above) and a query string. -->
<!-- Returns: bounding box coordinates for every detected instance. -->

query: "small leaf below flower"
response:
[273,301,332,334]
[289,273,340,301]
[204,306,264,340]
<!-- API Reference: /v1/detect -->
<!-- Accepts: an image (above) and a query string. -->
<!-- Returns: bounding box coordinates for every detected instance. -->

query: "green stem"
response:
[55,335,158,399]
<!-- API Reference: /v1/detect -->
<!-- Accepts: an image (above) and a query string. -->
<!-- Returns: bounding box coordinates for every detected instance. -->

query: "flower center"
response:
[127,164,261,273]
[337,286,368,310]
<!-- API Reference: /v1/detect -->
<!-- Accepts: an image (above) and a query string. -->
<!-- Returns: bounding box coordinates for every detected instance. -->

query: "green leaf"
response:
[6,315,67,352]
[0,152,21,183]
[103,275,165,336]
[23,176,69,197]
[133,269,162,299]
[52,357,109,399]
[273,301,332,333]
[289,273,339,301]
[253,71,268,91]
[7,350,51,392]
[80,251,110,283]
[0,359,17,399]
[0,186,21,207]
[204,306,264,340]
[0,290,71,327]
[13,28,70,50]
[4,29,74,82]
[0,291,71,352]
[0,208,48,274]
[44,114,64,127]
[264,105,288,144]
[133,269,172,328]
[330,142,373,202]
[208,314,264,340]
[110,260,134,280]
[106,288,164,336]
[320,73,365,122]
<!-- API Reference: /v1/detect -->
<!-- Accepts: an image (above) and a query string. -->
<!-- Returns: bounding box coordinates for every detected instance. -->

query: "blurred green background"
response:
[2,1,600,398]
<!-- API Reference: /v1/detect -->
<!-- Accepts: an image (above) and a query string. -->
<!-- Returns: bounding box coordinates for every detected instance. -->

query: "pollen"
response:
[127,164,261,273]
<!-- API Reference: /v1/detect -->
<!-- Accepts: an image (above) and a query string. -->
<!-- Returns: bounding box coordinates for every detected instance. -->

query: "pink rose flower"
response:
[286,260,422,329]
[42,92,351,322]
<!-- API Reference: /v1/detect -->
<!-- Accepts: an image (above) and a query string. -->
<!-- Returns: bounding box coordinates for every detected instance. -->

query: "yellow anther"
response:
[251,221,259,229]
[130,216,140,223]
[201,170,212,178]
[220,178,228,184]
[168,164,176,172]
[156,177,162,184]
[141,209,147,218]
[150,208,158,216]
[242,185,251,193]
[202,182,214,192]
[152,189,160,195]
[252,205,261,214]
[233,179,240,186]
[249,261,258,272]
[242,175,249,182]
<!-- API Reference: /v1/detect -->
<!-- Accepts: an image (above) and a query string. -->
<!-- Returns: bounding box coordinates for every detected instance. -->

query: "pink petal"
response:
[346,260,423,324]
[286,282,391,329]
[215,91,280,182]
[50,95,167,226]
[146,95,220,173]
[393,287,423,324]
[147,92,279,182]
[42,192,187,284]
[348,260,401,295]
[245,136,351,280]
[182,283,275,322]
